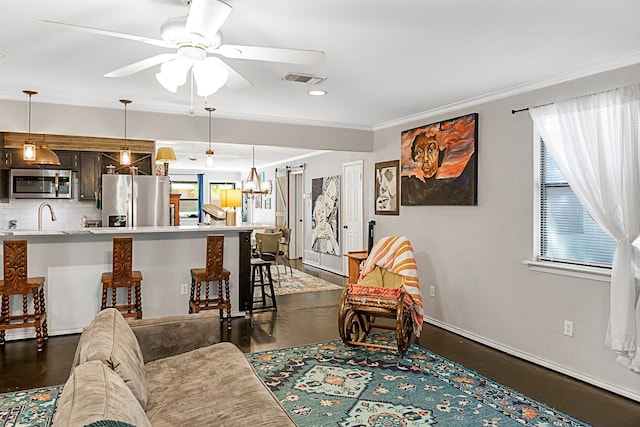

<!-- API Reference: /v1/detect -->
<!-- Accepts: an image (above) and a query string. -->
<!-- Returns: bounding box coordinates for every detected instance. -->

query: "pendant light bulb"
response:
[119,99,132,166]
[22,90,60,165]
[204,106,216,168]
[23,90,37,161]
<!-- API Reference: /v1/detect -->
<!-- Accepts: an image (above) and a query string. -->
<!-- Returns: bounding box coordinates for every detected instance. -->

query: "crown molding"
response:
[373,50,640,131]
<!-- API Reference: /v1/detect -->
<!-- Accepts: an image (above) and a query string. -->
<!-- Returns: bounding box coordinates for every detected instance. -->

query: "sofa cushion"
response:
[52,360,151,427]
[144,342,295,427]
[73,308,147,409]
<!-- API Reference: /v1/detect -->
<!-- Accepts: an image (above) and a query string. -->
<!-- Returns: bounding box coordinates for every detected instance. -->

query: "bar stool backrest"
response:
[2,240,28,294]
[205,235,225,281]
[255,232,282,256]
[112,237,133,287]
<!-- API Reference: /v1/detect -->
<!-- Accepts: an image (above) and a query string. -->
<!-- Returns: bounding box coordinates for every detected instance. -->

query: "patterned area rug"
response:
[0,385,62,427]
[246,334,591,427]
[272,267,343,295]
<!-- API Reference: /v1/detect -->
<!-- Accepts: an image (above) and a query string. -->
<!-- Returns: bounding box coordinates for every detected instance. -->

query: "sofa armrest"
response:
[127,312,222,363]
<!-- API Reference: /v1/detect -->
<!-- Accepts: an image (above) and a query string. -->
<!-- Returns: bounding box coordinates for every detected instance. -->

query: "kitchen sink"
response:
[61,230,94,235]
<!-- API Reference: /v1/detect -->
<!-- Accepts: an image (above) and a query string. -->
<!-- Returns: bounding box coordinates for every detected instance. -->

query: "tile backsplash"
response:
[0,198,101,231]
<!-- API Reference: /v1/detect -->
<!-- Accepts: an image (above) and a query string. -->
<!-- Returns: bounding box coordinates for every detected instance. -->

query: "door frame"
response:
[342,160,364,274]
[290,169,304,259]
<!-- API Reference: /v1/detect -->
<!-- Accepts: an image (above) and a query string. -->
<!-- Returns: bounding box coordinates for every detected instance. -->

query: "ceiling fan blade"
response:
[37,20,175,49]
[104,53,178,78]
[213,58,253,90]
[212,44,325,65]
[184,0,232,44]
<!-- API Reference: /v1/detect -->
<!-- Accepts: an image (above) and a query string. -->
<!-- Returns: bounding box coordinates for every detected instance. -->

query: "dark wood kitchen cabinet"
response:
[3,148,78,170]
[0,133,156,203]
[79,151,101,201]
[101,152,152,176]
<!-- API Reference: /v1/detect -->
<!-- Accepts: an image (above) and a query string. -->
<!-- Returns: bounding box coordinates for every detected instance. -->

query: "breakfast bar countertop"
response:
[0,224,269,341]
[0,223,271,237]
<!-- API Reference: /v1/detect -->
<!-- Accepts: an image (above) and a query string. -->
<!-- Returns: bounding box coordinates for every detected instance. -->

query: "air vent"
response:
[282,73,326,85]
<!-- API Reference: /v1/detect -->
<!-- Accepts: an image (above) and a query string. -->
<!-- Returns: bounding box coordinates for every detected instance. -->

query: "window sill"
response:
[523,260,611,282]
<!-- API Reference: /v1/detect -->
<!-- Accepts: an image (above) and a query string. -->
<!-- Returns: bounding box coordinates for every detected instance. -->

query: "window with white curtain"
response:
[538,138,615,267]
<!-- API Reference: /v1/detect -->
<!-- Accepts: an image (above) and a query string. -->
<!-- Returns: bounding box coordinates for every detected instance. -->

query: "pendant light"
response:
[204,106,215,168]
[243,146,264,195]
[35,135,61,166]
[119,99,132,165]
[22,90,37,161]
[22,90,60,165]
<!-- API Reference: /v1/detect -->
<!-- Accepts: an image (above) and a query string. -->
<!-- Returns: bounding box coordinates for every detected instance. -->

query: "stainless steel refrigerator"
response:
[101,175,170,227]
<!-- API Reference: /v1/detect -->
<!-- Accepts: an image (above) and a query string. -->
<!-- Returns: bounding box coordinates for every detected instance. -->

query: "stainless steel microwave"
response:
[10,169,72,199]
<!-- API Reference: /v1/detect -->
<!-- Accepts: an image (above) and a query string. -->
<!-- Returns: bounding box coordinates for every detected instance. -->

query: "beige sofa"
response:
[53,308,295,427]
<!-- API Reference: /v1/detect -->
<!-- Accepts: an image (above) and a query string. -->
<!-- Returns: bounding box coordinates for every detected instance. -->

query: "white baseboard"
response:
[301,261,345,276]
[424,316,640,403]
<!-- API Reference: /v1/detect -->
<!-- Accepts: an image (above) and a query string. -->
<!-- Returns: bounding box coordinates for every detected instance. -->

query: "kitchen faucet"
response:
[38,203,57,231]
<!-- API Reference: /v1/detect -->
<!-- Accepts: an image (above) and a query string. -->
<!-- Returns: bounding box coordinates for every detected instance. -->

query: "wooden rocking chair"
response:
[338,236,422,357]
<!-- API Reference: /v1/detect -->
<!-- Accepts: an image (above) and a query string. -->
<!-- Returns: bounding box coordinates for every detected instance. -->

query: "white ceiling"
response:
[1,0,640,171]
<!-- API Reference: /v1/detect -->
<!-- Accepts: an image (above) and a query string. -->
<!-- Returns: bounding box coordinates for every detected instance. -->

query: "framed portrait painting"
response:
[375,160,399,215]
[400,113,478,206]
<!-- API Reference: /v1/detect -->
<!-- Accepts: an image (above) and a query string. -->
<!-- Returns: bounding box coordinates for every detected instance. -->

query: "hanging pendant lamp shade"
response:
[36,136,62,165]
[243,146,263,194]
[205,106,215,168]
[22,90,60,165]
[119,99,132,165]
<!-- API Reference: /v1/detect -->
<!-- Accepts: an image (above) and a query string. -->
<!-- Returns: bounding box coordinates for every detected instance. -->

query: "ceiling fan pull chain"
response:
[188,70,195,116]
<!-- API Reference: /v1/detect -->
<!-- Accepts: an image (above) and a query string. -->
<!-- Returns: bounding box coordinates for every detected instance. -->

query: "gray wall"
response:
[371,63,640,401]
[0,99,372,153]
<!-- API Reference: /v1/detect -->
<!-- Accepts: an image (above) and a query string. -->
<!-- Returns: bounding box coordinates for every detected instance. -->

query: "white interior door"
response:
[290,171,304,259]
[342,160,364,273]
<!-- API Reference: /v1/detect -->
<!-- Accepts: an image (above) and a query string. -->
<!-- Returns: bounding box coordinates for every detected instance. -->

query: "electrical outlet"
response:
[563,320,574,337]
[180,284,188,295]
[429,286,435,297]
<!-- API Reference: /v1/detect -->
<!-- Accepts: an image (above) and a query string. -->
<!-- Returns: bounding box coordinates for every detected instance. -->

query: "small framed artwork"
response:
[375,160,399,215]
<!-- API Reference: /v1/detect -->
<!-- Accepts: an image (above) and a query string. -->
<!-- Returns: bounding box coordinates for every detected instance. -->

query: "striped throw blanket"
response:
[357,235,424,336]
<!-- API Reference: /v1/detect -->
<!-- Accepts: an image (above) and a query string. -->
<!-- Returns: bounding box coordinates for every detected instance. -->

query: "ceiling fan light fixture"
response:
[155,71,178,93]
[155,55,191,92]
[193,58,228,96]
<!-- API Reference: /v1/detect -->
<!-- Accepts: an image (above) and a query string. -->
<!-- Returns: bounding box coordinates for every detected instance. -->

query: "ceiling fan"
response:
[38,0,325,97]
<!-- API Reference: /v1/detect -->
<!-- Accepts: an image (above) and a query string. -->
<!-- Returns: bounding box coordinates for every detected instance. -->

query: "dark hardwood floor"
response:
[1,259,638,426]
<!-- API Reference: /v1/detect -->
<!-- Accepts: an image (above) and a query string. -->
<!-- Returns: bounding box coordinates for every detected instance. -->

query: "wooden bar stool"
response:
[101,236,143,319]
[249,257,277,314]
[189,235,232,329]
[0,239,48,351]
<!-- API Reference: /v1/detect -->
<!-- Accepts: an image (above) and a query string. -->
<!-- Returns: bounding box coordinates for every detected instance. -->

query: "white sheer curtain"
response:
[529,83,640,372]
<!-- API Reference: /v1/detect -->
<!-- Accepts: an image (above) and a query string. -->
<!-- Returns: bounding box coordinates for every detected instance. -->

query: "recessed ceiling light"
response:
[308,90,326,96]
[0,53,4,59]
